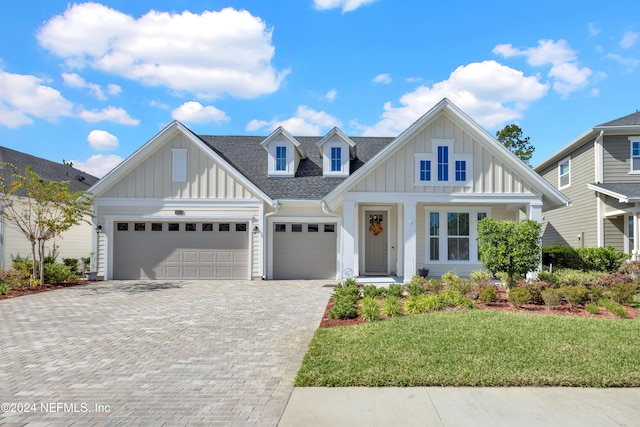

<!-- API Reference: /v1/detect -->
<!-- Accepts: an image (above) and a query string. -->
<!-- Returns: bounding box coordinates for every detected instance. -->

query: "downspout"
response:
[263,201,280,280]
[321,200,343,284]
[595,130,604,247]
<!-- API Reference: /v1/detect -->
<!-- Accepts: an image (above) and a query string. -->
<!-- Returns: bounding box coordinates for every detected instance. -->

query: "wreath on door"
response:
[369,215,383,236]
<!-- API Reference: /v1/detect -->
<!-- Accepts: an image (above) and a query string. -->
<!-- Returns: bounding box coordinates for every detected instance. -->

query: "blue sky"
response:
[1,0,639,177]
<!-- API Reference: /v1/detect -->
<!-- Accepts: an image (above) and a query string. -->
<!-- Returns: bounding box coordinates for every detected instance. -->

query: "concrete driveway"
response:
[0,280,332,426]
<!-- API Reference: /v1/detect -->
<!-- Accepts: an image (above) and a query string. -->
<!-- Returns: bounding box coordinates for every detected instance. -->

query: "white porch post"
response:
[403,201,417,283]
[634,209,640,261]
[342,200,357,280]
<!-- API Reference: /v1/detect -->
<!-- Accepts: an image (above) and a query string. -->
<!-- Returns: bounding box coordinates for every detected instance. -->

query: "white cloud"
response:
[406,77,423,83]
[313,0,377,13]
[372,73,392,84]
[72,154,124,178]
[149,100,170,109]
[621,31,640,49]
[87,129,119,150]
[62,72,107,100]
[324,89,338,101]
[360,60,548,136]
[78,106,139,125]
[0,69,73,128]
[246,105,342,134]
[106,84,122,96]
[171,101,229,123]
[37,4,288,99]
[605,53,640,72]
[493,39,592,97]
[588,23,601,37]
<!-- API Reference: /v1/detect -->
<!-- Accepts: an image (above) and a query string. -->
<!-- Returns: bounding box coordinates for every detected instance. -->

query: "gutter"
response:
[321,200,343,284]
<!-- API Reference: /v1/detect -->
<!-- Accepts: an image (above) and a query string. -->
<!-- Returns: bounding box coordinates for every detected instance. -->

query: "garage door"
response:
[272,222,337,280]
[113,221,249,280]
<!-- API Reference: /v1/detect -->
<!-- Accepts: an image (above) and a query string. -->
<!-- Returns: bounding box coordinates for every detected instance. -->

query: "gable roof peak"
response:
[260,126,307,159]
[596,110,640,128]
[315,127,356,158]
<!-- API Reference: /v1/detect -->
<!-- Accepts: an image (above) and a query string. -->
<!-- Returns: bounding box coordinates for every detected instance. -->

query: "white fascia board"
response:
[93,198,262,207]
[315,127,356,158]
[586,184,640,203]
[342,191,543,205]
[260,126,307,159]
[535,129,596,172]
[104,214,254,221]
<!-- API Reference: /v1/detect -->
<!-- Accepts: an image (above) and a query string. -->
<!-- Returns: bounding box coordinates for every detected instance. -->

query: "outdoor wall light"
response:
[253,226,260,234]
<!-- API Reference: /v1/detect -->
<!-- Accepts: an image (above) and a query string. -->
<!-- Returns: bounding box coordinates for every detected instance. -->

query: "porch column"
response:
[634,209,640,261]
[342,200,357,280]
[403,201,417,283]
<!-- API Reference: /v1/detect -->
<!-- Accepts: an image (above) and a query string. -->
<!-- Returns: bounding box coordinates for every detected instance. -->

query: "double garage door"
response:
[113,221,248,280]
[272,222,337,280]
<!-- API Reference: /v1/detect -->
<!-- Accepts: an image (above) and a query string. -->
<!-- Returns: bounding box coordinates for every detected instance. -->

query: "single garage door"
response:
[113,221,249,280]
[272,222,337,279]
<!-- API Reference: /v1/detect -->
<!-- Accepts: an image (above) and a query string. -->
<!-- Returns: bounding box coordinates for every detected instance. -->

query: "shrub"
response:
[422,294,443,311]
[437,290,462,308]
[554,269,599,286]
[577,246,630,273]
[619,260,640,279]
[540,288,562,309]
[441,271,460,287]
[536,270,558,285]
[599,299,628,319]
[11,255,33,278]
[508,287,531,308]
[584,284,605,304]
[597,272,634,287]
[329,299,357,319]
[542,244,583,270]
[363,284,383,299]
[560,285,589,308]
[0,281,11,295]
[478,285,496,304]
[333,283,359,302]
[382,295,402,317]
[425,279,444,294]
[342,277,357,287]
[469,269,493,284]
[62,258,79,276]
[386,283,404,298]
[585,303,600,315]
[360,296,380,322]
[495,271,523,286]
[0,268,28,289]
[404,295,424,314]
[43,263,74,285]
[522,280,555,305]
[610,283,638,305]
[406,277,426,296]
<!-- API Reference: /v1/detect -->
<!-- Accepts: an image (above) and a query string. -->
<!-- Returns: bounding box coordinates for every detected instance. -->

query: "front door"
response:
[364,210,388,274]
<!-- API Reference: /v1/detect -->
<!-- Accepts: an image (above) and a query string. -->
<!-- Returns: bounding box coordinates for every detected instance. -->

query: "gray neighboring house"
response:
[89,98,568,282]
[535,110,640,257]
[0,146,98,269]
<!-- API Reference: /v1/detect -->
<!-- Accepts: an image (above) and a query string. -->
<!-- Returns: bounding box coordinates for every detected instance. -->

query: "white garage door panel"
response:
[113,222,248,280]
[273,223,337,280]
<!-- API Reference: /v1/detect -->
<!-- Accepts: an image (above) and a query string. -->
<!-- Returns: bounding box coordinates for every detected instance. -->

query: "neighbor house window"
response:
[331,147,342,172]
[437,146,449,181]
[558,157,570,189]
[447,213,470,261]
[420,160,431,182]
[429,212,440,261]
[631,139,640,172]
[275,146,287,171]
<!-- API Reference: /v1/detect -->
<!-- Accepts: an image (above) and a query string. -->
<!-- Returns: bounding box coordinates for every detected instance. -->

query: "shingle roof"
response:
[198,135,395,200]
[588,182,640,202]
[597,111,640,127]
[0,146,98,194]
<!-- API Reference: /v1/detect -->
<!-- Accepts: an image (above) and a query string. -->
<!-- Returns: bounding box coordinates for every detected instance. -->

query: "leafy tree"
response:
[0,163,93,285]
[496,124,535,164]
[477,218,541,288]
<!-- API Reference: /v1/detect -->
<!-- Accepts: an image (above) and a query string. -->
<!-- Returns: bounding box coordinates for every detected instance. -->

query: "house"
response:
[0,146,98,269]
[88,98,569,282]
[535,110,640,258]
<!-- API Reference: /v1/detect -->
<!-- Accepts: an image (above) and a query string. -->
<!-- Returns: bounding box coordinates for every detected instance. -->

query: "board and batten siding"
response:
[538,139,596,248]
[603,135,640,183]
[351,113,532,195]
[102,133,255,199]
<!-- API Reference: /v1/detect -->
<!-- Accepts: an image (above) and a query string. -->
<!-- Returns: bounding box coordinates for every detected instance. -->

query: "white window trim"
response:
[268,143,294,177]
[414,140,472,186]
[424,207,491,264]
[323,143,349,177]
[629,137,640,174]
[171,148,188,182]
[558,156,571,189]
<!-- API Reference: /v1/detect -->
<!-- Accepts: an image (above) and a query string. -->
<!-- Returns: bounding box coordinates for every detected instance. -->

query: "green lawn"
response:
[295,310,640,387]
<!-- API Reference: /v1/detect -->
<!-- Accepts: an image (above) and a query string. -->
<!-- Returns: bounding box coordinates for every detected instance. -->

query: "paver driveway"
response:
[0,280,332,426]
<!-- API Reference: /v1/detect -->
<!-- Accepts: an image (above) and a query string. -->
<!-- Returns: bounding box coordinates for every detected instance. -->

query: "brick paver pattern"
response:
[0,280,331,426]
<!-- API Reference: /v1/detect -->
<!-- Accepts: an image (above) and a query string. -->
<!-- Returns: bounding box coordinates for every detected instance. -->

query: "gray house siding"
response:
[539,139,596,248]
[603,135,637,183]
[604,216,624,251]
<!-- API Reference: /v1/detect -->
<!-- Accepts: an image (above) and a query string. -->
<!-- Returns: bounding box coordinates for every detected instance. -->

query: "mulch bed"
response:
[319,287,638,328]
[0,280,97,301]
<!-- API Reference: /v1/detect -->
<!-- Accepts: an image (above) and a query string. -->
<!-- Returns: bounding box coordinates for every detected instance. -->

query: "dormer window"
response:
[415,139,472,186]
[331,147,342,172]
[276,146,287,171]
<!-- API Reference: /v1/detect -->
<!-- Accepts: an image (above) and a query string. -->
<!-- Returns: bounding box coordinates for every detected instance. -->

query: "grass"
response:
[296,310,640,387]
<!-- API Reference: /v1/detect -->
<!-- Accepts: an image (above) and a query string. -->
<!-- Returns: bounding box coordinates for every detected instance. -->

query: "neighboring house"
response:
[0,146,98,269]
[89,98,568,282]
[536,110,640,258]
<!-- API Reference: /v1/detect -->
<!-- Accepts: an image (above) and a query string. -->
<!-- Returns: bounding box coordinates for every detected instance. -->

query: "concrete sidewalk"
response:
[279,387,640,426]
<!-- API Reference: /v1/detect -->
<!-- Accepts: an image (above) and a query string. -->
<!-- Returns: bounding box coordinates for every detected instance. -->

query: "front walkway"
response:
[0,280,332,426]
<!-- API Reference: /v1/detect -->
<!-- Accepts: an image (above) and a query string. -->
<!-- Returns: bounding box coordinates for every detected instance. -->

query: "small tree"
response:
[477,218,541,288]
[0,163,93,285]
[496,124,535,164]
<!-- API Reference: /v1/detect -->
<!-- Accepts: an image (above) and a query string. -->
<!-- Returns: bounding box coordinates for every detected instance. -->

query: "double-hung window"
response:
[275,146,287,171]
[331,147,342,172]
[558,157,570,189]
[437,146,449,181]
[429,212,440,261]
[420,160,431,182]
[447,213,470,261]
[631,139,640,172]
[455,160,466,182]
